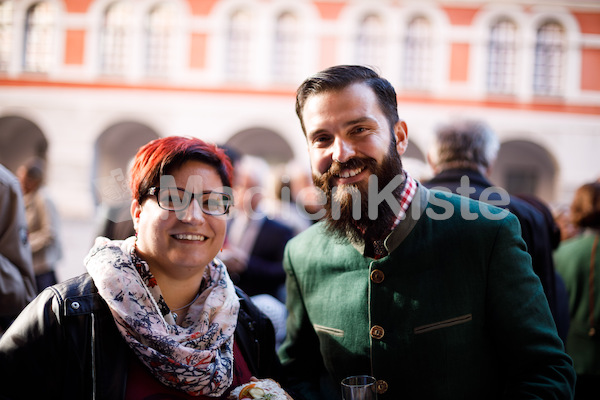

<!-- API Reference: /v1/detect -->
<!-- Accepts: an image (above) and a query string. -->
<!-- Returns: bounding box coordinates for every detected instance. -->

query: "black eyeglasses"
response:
[147,187,233,215]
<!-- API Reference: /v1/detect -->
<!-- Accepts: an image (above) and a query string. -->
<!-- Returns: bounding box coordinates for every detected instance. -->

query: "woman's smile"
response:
[172,233,208,242]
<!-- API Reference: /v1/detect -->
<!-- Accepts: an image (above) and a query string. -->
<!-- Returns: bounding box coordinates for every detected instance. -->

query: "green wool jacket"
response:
[279,185,575,400]
[554,230,600,375]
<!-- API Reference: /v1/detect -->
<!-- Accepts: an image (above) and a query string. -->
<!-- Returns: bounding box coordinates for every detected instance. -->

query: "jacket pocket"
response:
[314,324,345,337]
[414,314,473,335]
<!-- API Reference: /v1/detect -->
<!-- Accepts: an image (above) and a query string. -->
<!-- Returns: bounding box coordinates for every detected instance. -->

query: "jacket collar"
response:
[350,182,430,256]
[427,168,493,189]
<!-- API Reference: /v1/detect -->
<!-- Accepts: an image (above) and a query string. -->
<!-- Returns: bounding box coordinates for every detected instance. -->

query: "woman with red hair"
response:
[0,136,292,399]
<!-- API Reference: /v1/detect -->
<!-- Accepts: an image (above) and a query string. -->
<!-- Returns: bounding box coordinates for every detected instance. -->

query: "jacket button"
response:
[71,301,80,310]
[370,269,384,283]
[376,380,388,394]
[370,325,384,339]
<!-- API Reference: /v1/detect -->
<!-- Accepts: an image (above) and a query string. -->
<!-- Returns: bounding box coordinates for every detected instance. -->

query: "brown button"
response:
[370,325,384,339]
[376,380,388,394]
[370,269,384,283]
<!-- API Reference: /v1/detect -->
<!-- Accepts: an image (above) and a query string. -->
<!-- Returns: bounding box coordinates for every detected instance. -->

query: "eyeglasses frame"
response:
[147,186,233,215]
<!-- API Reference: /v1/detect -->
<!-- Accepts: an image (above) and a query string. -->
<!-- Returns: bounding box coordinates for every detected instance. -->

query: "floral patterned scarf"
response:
[85,237,240,397]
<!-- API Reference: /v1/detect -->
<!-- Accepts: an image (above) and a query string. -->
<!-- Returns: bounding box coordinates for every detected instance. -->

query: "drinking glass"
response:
[341,375,377,400]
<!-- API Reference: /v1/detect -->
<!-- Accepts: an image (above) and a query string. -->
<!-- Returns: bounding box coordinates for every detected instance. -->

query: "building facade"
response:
[0,0,599,224]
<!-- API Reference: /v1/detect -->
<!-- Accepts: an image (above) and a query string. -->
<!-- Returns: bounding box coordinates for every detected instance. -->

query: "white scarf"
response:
[85,237,240,397]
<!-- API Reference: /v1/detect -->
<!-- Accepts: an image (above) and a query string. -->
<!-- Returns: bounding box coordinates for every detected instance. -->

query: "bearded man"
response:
[277,65,575,400]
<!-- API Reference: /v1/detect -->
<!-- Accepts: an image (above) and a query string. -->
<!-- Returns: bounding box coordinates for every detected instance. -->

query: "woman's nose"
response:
[179,197,206,223]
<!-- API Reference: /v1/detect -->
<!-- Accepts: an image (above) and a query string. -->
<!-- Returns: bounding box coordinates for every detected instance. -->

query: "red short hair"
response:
[129,136,233,203]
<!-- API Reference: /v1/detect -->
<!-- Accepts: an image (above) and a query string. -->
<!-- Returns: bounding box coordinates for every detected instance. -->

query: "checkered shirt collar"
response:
[391,170,417,230]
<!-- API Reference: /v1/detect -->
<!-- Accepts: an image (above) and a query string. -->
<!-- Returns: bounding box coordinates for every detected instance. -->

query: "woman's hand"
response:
[238,377,293,400]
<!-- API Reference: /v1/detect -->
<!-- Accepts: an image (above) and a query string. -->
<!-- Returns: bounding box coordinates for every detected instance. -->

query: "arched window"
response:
[145,3,175,76]
[403,16,431,90]
[487,19,517,94]
[24,2,55,73]
[272,11,298,83]
[226,9,252,82]
[0,1,13,71]
[533,21,564,96]
[100,2,132,75]
[356,14,384,69]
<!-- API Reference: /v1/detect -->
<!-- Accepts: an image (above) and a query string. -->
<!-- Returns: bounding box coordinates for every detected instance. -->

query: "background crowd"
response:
[0,86,599,398]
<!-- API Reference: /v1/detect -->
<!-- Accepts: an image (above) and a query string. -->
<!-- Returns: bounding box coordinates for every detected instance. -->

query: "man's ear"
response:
[394,120,409,156]
[131,198,142,232]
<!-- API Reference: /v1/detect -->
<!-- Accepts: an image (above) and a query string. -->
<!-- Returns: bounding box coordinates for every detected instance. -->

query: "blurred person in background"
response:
[554,182,600,399]
[0,164,36,335]
[94,160,137,241]
[16,157,62,292]
[220,155,294,303]
[220,154,295,350]
[0,137,290,399]
[424,119,569,342]
[554,204,580,242]
[273,160,325,235]
[515,192,571,341]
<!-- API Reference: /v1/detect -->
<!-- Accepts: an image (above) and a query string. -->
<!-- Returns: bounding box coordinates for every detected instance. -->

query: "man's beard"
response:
[313,142,404,244]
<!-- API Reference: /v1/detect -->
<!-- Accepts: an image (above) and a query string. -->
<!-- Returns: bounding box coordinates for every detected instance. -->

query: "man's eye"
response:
[312,135,331,145]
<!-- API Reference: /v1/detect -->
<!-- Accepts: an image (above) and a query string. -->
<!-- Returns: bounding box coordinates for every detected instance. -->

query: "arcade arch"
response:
[403,140,428,180]
[490,139,557,202]
[224,127,294,165]
[0,115,48,172]
[92,121,160,207]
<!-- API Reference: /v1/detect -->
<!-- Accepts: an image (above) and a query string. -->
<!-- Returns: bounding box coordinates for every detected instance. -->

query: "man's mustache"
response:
[320,158,368,185]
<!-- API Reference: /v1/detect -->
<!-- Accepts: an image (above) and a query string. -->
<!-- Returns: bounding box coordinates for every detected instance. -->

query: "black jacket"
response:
[0,273,283,400]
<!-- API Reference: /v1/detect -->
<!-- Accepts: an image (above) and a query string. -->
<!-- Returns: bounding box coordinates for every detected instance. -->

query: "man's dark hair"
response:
[295,65,399,135]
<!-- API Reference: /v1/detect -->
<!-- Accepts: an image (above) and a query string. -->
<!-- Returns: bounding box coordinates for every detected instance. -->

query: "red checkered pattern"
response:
[371,171,417,259]
[390,170,417,231]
